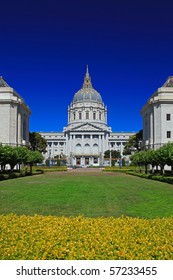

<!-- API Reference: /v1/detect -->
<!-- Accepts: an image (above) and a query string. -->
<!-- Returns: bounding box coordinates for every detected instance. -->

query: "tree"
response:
[156,142,173,174]
[16,146,30,171]
[29,132,47,152]
[123,129,143,155]
[145,149,160,173]
[0,144,6,170]
[166,143,173,174]
[26,150,44,172]
[104,150,121,166]
[130,150,149,173]
[4,146,19,171]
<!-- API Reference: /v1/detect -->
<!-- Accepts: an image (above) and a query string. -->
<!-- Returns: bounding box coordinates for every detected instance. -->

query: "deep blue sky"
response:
[1,0,173,133]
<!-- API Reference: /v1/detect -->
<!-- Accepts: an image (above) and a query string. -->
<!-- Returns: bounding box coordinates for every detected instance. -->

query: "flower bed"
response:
[0,214,173,260]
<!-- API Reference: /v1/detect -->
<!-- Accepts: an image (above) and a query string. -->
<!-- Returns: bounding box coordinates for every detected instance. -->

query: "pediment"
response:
[71,123,106,132]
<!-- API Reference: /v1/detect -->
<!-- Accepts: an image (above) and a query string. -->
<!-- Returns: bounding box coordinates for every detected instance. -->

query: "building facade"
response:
[141,76,173,150]
[41,67,135,166]
[0,77,31,146]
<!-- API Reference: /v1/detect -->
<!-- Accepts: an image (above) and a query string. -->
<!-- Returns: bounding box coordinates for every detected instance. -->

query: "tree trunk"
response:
[160,165,164,175]
[171,165,173,175]
[30,164,33,173]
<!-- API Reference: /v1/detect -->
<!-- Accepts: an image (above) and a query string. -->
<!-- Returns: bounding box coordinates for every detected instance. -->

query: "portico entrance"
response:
[85,157,89,165]
[76,157,81,165]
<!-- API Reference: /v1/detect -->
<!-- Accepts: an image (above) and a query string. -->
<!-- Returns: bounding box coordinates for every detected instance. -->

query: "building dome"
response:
[73,66,103,104]
[73,87,102,103]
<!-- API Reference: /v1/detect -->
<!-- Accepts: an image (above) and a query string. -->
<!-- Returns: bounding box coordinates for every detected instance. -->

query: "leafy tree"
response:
[16,146,30,171]
[104,150,120,159]
[123,129,143,155]
[155,146,169,175]
[166,142,173,174]
[26,150,44,172]
[156,142,173,174]
[145,149,159,173]
[0,146,19,171]
[131,142,173,174]
[130,150,149,173]
[0,144,6,170]
[104,150,121,166]
[29,132,47,152]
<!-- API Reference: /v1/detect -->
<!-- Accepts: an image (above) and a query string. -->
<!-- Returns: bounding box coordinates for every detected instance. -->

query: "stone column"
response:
[150,112,153,149]
[81,134,84,153]
[18,112,21,145]
[99,134,101,152]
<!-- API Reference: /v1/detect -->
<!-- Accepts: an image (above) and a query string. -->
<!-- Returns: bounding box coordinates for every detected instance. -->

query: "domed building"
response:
[41,66,135,166]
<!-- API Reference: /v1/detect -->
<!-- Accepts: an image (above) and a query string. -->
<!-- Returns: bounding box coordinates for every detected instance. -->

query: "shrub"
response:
[126,171,173,184]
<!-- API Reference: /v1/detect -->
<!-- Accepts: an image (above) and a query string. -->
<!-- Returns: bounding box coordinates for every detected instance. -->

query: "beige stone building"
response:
[0,77,31,146]
[40,67,135,166]
[141,76,173,149]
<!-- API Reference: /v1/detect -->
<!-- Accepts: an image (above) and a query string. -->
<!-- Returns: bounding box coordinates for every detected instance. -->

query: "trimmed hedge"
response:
[126,171,173,184]
[0,170,43,181]
[104,166,136,173]
[35,166,67,172]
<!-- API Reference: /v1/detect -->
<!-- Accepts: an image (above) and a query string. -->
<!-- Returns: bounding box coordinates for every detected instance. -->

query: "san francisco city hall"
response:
[40,67,134,166]
[1,67,173,166]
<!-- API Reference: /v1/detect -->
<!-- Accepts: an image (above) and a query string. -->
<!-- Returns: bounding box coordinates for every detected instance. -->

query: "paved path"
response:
[67,167,103,173]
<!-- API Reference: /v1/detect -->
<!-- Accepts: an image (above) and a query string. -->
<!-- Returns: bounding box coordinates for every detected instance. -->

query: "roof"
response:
[0,76,10,87]
[72,66,103,104]
[162,76,173,87]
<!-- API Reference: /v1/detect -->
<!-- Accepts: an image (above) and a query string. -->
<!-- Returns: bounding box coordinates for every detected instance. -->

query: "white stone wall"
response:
[41,131,134,165]
[0,82,31,146]
[141,78,173,150]
[160,104,173,144]
[41,133,66,160]
[68,101,107,127]
[0,104,11,144]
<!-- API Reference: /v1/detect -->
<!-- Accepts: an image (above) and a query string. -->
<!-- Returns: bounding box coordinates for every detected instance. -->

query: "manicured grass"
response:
[0,171,173,218]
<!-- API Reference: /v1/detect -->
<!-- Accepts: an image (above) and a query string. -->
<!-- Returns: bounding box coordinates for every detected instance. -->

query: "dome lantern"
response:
[72,66,103,104]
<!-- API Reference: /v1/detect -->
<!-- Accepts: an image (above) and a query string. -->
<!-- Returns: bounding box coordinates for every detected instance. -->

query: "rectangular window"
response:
[167,131,171,138]
[79,112,82,120]
[93,112,96,120]
[99,113,101,120]
[86,112,89,119]
[94,158,98,163]
[166,114,171,121]
[84,135,90,139]
[75,135,82,139]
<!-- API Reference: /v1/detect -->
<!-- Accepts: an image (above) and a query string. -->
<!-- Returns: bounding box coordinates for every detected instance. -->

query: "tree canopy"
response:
[123,129,143,155]
[104,150,121,159]
[0,145,44,172]
[130,142,173,174]
[29,132,47,152]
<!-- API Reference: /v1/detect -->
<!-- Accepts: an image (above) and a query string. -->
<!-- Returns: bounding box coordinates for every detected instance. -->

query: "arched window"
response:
[93,143,99,154]
[76,143,81,154]
[84,143,90,154]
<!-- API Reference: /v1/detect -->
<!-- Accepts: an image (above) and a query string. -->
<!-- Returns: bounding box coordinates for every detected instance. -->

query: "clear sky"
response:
[1,0,173,133]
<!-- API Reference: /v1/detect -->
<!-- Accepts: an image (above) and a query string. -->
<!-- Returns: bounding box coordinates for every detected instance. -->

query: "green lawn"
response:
[0,170,173,218]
